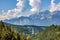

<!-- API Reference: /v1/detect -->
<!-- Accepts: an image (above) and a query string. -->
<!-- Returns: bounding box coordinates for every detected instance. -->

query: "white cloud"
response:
[40,14,45,20]
[29,0,41,12]
[56,3,60,11]
[50,0,60,12]
[0,0,26,20]
[16,0,26,12]
[0,0,41,20]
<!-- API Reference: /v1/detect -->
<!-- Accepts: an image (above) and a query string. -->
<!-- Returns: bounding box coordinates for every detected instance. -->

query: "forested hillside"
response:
[4,22,46,35]
[0,21,32,40]
[0,21,60,40]
[33,25,60,40]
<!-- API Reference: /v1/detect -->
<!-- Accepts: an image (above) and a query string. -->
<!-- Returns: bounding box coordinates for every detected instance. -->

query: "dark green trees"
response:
[0,21,21,40]
[0,21,32,40]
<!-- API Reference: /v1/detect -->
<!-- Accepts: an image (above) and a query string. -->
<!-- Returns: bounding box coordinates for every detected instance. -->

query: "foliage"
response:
[1,21,60,40]
[0,21,32,40]
[33,25,60,40]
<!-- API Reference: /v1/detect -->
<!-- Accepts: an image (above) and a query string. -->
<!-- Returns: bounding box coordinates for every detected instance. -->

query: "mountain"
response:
[1,20,60,40]
[4,22,47,35]
[4,10,60,26]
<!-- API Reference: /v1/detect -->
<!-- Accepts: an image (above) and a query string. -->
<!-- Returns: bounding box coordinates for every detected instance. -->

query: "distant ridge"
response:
[2,21,47,35]
[4,10,60,26]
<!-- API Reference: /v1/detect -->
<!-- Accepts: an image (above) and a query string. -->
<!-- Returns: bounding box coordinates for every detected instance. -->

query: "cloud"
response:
[40,14,45,20]
[0,0,41,20]
[29,0,41,12]
[0,0,26,20]
[50,0,60,12]
[16,0,26,12]
[0,10,12,20]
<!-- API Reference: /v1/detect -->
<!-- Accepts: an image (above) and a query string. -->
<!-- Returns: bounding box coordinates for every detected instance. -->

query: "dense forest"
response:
[0,21,60,40]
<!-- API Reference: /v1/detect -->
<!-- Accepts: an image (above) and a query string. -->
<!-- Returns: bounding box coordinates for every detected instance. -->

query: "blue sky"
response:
[0,0,31,11]
[0,0,47,11]
[0,0,60,26]
[0,0,17,11]
[0,0,60,21]
[0,0,60,11]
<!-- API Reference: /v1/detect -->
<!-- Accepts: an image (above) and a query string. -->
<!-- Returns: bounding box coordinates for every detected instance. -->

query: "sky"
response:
[0,0,60,20]
[0,0,50,11]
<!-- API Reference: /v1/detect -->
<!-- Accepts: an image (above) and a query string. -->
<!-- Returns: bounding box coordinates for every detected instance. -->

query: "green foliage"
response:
[0,21,32,40]
[1,21,60,40]
[33,25,60,40]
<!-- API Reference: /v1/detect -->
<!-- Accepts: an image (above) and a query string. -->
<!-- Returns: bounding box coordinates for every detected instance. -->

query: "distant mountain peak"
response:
[4,10,60,26]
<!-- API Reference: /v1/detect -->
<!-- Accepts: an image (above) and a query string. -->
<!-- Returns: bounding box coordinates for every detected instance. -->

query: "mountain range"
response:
[3,22,46,35]
[4,10,60,26]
